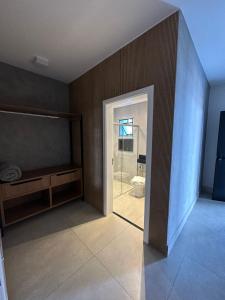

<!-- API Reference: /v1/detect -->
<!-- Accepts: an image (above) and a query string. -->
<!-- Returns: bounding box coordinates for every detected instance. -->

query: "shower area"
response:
[112,101,147,229]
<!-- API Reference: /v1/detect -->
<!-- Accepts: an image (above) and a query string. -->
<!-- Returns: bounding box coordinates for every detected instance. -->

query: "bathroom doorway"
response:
[113,102,147,229]
[103,86,154,243]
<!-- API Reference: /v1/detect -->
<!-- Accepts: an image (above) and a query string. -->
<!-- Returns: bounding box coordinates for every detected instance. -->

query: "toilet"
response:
[131,176,145,198]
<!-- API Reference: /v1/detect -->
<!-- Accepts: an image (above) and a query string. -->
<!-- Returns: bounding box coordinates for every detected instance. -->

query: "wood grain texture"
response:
[70,53,121,210]
[69,13,179,253]
[120,14,179,253]
[0,165,83,227]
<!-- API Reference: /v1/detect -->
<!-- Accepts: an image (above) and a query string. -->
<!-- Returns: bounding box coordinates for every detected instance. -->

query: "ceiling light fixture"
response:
[33,55,49,67]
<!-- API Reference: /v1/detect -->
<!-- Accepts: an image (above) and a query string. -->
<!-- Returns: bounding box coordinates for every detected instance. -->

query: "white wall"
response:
[0,231,8,300]
[202,84,225,192]
[113,101,147,181]
[167,13,209,253]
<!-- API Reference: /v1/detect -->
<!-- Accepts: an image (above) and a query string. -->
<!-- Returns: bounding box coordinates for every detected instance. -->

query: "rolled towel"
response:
[0,163,22,182]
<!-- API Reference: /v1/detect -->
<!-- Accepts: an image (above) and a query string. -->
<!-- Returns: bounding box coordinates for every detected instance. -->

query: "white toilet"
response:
[131,176,145,198]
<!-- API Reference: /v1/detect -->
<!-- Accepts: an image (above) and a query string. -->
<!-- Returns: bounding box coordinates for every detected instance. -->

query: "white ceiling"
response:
[0,0,176,83]
[164,0,225,85]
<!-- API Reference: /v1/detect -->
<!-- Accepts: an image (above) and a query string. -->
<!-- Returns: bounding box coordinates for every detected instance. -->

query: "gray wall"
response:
[167,13,209,252]
[203,83,225,193]
[0,62,71,171]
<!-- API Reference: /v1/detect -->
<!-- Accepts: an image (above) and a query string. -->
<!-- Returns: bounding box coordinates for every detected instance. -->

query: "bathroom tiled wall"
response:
[113,101,147,182]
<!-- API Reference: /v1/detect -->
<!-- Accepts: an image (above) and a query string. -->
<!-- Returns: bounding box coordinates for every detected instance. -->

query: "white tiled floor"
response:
[113,179,145,228]
[3,197,225,300]
[113,179,133,198]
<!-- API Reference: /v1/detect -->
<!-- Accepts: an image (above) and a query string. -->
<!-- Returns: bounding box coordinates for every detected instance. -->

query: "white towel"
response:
[0,163,22,182]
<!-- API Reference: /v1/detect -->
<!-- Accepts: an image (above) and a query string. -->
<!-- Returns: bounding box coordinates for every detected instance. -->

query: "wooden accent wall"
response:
[70,12,179,254]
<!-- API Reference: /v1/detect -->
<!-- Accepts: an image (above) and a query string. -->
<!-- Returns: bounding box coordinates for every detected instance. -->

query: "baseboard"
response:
[201,185,213,195]
[149,240,168,257]
[167,199,196,254]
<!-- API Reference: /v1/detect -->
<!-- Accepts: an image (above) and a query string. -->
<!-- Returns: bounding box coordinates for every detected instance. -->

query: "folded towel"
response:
[0,163,22,182]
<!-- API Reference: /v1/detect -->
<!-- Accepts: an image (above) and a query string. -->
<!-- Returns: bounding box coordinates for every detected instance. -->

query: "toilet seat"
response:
[131,176,145,185]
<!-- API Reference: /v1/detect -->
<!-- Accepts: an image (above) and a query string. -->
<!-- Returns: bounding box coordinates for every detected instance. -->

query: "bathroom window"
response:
[119,118,133,137]
[118,138,133,152]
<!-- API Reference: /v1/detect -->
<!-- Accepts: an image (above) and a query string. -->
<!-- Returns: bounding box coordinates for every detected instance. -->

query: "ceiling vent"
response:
[33,56,48,67]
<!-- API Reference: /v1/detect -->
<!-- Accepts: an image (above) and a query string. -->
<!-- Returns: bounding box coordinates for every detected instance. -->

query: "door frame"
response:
[103,86,154,243]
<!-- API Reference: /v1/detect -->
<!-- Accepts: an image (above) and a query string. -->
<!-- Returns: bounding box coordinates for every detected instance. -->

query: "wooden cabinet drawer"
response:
[51,170,81,187]
[2,176,50,200]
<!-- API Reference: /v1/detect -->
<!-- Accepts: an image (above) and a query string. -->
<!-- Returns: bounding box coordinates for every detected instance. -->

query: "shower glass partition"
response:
[113,122,139,198]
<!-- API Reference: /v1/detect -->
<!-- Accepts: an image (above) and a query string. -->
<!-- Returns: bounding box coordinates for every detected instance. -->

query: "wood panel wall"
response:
[70,12,179,254]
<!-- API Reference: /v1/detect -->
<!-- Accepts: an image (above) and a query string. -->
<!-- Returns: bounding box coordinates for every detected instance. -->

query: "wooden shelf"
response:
[0,103,81,120]
[52,179,82,208]
[10,165,80,184]
[52,189,81,208]
[0,165,83,228]
[4,198,50,226]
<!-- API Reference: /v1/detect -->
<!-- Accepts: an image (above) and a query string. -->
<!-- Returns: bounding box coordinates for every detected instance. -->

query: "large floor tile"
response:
[3,200,92,249]
[113,190,144,229]
[188,198,225,233]
[65,201,103,227]
[172,199,225,280]
[182,233,225,280]
[72,213,128,254]
[97,225,180,300]
[113,179,133,198]
[47,257,131,300]
[169,257,225,300]
[5,229,92,300]
[136,215,145,229]
[4,196,225,300]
